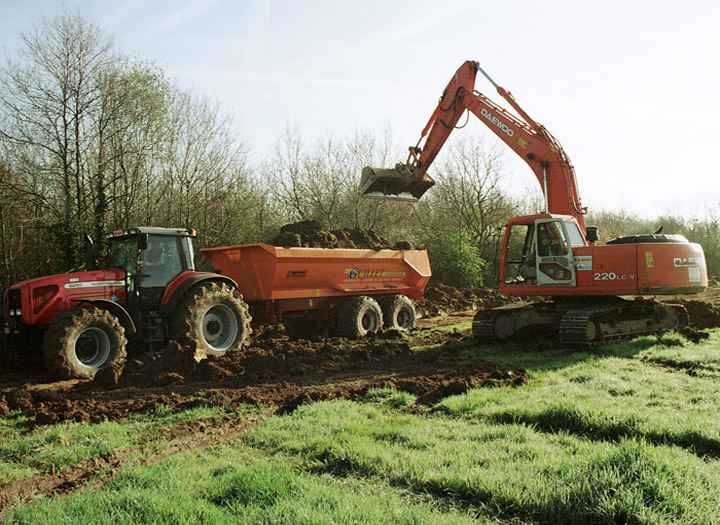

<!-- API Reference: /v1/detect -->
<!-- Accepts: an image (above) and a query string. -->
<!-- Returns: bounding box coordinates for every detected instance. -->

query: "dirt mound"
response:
[416,282,517,317]
[270,220,411,250]
[662,299,720,330]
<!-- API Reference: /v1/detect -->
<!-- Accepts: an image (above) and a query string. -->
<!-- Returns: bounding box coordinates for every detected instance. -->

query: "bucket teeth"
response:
[359,164,434,201]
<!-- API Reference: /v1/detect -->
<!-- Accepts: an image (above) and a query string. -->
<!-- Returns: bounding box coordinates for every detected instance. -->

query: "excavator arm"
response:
[360,60,587,230]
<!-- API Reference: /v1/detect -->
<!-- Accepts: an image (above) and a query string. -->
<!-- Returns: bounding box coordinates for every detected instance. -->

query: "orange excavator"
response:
[360,60,707,344]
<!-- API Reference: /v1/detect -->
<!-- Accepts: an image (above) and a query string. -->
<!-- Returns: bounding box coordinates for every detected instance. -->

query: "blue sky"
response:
[1,0,718,218]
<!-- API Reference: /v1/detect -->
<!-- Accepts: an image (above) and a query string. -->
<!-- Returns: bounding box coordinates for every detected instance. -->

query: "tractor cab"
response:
[106,227,196,304]
[105,227,197,341]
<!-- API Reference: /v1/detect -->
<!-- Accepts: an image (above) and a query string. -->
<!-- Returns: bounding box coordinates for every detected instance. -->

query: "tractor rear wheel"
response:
[43,305,127,379]
[335,296,383,338]
[379,294,416,331]
[170,282,251,356]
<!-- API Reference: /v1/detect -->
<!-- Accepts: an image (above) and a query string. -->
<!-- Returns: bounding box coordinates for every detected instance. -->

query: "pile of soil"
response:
[270,220,411,250]
[662,299,720,330]
[416,282,518,317]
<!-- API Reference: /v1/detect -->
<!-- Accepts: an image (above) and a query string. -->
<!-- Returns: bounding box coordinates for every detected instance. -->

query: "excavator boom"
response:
[361,60,586,229]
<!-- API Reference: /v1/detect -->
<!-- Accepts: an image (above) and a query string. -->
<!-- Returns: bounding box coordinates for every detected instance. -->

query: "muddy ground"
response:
[0,325,525,429]
[0,284,717,430]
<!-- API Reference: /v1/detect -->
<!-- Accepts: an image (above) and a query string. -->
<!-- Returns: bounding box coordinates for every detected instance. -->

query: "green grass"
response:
[363,387,417,409]
[2,436,478,524]
[242,400,720,524]
[436,332,720,457]
[3,328,720,523]
[0,404,249,484]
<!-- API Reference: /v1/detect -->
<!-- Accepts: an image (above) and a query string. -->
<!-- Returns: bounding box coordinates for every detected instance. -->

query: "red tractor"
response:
[3,227,251,379]
[3,227,431,379]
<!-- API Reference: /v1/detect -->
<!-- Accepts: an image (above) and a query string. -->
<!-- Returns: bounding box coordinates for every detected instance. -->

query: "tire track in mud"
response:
[0,411,269,517]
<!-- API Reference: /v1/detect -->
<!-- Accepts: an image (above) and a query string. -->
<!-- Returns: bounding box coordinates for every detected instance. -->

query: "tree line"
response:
[1,11,718,296]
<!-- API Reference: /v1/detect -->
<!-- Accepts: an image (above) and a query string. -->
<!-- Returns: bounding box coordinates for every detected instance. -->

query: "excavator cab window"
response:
[534,219,576,286]
[504,224,537,284]
[537,222,568,257]
[564,221,586,247]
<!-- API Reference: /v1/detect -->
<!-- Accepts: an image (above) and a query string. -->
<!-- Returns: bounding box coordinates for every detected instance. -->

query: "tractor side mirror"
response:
[84,234,96,271]
[138,233,149,251]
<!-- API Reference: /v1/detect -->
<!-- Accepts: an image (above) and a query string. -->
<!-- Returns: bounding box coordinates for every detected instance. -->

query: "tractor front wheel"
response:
[170,282,251,356]
[43,305,127,379]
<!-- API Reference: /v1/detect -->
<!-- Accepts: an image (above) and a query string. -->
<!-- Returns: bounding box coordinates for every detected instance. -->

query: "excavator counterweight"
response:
[359,164,434,201]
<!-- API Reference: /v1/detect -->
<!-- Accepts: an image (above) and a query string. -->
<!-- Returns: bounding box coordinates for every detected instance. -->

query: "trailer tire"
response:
[43,305,127,379]
[170,282,251,356]
[379,294,416,331]
[335,296,383,338]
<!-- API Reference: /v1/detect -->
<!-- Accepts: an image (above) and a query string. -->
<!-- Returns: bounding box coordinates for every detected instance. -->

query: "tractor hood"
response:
[7,269,126,325]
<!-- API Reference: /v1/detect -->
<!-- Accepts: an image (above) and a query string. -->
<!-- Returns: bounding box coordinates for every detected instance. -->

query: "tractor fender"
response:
[160,273,238,318]
[73,298,137,337]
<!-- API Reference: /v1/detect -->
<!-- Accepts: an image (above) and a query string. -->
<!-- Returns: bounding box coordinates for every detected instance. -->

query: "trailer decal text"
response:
[345,268,406,279]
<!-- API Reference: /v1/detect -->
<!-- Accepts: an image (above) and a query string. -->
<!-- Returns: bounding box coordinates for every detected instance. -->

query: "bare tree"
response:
[0,10,114,268]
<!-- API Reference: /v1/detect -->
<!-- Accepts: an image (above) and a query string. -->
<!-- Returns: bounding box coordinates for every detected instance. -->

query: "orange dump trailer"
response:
[200,243,431,338]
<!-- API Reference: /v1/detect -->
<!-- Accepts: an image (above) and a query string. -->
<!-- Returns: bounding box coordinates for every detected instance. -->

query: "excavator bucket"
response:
[359,164,435,202]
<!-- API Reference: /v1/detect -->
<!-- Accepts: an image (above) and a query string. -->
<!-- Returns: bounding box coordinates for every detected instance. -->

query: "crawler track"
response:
[473,298,692,346]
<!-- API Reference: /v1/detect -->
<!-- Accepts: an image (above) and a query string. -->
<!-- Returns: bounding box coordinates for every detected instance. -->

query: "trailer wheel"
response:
[43,305,127,379]
[335,296,383,338]
[170,282,251,356]
[379,295,416,330]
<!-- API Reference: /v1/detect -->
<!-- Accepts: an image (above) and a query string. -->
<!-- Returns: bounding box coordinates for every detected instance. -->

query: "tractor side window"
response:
[140,235,184,288]
[537,222,568,257]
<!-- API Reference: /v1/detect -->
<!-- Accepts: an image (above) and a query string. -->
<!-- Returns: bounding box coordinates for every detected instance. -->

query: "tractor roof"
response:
[106,227,197,239]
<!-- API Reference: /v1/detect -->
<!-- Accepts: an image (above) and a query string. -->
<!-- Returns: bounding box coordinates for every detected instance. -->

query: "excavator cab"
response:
[503,216,581,288]
[359,163,435,202]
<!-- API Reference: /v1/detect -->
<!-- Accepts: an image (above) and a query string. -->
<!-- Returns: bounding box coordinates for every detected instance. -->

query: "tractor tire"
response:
[379,294,416,331]
[169,282,251,356]
[43,305,127,380]
[334,296,383,338]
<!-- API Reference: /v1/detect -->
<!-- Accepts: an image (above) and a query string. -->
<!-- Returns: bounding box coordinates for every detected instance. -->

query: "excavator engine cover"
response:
[359,163,434,201]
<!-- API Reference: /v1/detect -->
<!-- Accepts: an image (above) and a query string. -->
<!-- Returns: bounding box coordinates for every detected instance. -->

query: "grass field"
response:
[2,327,720,524]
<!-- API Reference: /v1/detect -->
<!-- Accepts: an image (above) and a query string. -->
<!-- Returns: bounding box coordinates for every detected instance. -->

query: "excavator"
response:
[360,60,707,344]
